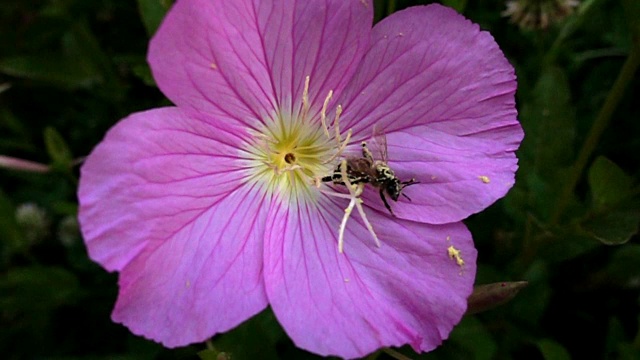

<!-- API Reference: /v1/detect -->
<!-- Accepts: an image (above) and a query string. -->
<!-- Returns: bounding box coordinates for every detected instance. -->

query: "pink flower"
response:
[78,0,522,358]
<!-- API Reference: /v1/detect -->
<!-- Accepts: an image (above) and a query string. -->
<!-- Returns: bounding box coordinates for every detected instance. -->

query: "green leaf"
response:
[606,317,627,356]
[132,63,157,87]
[581,210,640,245]
[67,21,123,95]
[539,226,601,263]
[0,190,25,264]
[518,66,577,220]
[510,261,551,326]
[614,343,640,360]
[588,156,633,209]
[0,266,80,312]
[447,317,497,360]
[605,244,640,287]
[537,339,571,360]
[137,0,173,37]
[440,0,468,13]
[208,308,285,360]
[0,54,100,89]
[43,126,73,168]
[0,19,120,93]
[522,67,576,173]
[0,106,30,141]
[198,349,231,360]
[622,0,640,39]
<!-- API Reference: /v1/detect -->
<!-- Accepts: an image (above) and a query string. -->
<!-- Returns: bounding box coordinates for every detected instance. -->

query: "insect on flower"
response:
[322,131,419,216]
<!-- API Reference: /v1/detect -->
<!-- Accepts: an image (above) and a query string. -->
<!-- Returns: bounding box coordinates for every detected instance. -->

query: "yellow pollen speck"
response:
[210,62,218,70]
[344,278,350,283]
[397,32,404,37]
[446,236,451,241]
[359,0,369,8]
[186,280,191,288]
[431,175,437,180]
[479,175,490,184]
[447,246,465,267]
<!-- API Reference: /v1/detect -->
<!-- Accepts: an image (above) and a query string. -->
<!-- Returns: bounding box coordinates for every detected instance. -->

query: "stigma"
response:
[245,76,349,200]
[243,76,383,254]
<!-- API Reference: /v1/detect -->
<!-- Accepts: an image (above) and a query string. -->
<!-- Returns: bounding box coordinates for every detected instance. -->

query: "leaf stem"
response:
[382,348,413,360]
[547,0,601,62]
[551,43,640,224]
[386,0,396,16]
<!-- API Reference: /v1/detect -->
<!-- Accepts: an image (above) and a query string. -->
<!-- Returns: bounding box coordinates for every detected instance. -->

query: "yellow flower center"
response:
[242,76,383,254]
[244,76,350,202]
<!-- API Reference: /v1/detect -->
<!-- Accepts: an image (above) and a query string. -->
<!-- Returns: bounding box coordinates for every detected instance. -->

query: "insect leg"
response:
[379,188,395,216]
[336,159,380,253]
[402,178,419,186]
[400,178,419,200]
[361,142,374,162]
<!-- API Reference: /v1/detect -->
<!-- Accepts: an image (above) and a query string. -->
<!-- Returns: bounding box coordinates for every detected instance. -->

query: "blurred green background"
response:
[1,0,639,359]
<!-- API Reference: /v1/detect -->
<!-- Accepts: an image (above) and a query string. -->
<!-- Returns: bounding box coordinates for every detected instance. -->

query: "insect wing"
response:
[347,157,374,174]
[370,124,389,163]
[343,157,375,184]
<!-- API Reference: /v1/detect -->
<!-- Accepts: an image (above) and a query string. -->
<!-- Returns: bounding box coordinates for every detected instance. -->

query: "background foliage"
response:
[1,0,639,359]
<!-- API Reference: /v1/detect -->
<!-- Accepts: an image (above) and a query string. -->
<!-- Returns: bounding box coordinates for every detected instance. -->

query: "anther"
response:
[333,105,343,142]
[301,76,311,120]
[322,104,350,165]
[323,129,351,164]
[321,90,334,138]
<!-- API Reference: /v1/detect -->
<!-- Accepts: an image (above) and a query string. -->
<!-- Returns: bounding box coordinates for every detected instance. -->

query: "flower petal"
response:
[112,184,269,347]
[149,0,372,126]
[263,196,476,358]
[358,127,520,223]
[79,108,269,346]
[335,4,522,223]
[259,0,373,116]
[149,0,275,126]
[78,107,253,271]
[340,4,519,136]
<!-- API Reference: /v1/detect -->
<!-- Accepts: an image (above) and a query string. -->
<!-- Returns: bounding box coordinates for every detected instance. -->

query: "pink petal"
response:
[112,184,269,347]
[358,127,520,224]
[149,0,372,126]
[256,0,373,117]
[79,108,269,345]
[78,107,252,271]
[340,4,518,136]
[334,4,522,223]
[264,196,476,358]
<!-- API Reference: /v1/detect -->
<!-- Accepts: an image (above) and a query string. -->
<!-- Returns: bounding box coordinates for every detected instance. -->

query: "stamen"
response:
[251,71,382,253]
[320,90,334,138]
[250,72,375,207]
[316,187,356,199]
[321,103,351,165]
[323,128,351,164]
[265,161,302,175]
[334,159,380,253]
[333,105,343,143]
[339,195,362,253]
[301,76,311,120]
